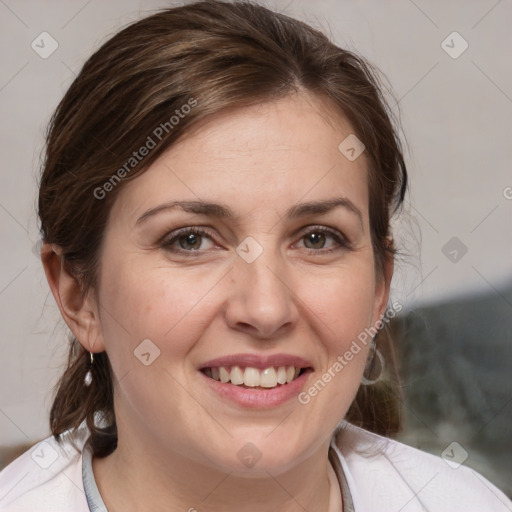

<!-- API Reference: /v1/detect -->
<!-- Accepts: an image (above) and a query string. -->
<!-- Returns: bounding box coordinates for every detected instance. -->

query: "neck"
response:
[92,433,335,512]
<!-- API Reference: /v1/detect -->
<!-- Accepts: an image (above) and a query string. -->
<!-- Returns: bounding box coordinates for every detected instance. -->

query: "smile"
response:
[201,365,307,389]
[198,353,314,408]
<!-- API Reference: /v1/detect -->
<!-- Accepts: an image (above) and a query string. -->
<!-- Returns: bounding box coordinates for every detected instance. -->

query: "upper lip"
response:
[199,353,314,370]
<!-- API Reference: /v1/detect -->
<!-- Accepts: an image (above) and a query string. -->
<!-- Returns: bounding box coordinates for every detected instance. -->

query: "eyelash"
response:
[160,225,352,256]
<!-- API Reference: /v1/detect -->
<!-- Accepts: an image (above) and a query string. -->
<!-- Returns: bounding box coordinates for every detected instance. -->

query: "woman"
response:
[0,1,509,511]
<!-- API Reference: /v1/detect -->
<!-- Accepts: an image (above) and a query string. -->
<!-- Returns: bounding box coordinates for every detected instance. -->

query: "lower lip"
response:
[199,370,312,409]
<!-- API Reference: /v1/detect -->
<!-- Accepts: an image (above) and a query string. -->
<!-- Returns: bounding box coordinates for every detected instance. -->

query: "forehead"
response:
[111,93,369,226]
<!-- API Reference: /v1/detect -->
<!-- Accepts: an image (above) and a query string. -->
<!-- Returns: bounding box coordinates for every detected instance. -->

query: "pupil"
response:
[305,232,325,249]
[180,233,201,250]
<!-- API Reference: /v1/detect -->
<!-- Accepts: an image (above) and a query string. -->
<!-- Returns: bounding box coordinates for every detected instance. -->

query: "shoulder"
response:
[332,422,512,512]
[0,425,90,511]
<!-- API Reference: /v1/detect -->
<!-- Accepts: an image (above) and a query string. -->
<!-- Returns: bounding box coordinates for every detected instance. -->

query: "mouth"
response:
[197,354,314,407]
[200,365,311,389]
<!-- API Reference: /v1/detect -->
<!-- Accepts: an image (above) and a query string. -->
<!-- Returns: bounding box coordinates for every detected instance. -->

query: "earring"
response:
[84,352,94,387]
[362,337,384,385]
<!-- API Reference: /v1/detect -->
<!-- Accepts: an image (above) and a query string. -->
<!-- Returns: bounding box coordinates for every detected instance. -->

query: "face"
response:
[86,93,391,475]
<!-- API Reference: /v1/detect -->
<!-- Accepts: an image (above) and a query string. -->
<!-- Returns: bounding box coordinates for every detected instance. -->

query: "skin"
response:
[43,92,393,512]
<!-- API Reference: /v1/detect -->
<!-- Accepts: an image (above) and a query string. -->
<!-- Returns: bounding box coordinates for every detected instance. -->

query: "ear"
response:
[41,242,105,353]
[372,237,394,323]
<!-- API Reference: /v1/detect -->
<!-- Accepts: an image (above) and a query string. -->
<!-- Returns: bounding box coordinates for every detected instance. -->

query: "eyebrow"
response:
[136,196,364,229]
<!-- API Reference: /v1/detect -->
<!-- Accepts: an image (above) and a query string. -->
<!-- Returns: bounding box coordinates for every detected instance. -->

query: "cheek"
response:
[96,257,224,367]
[289,261,376,434]
[94,259,223,435]
[303,261,376,376]
[301,261,376,345]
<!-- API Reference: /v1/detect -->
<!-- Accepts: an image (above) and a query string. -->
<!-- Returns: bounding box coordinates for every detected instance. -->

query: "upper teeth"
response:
[205,366,301,388]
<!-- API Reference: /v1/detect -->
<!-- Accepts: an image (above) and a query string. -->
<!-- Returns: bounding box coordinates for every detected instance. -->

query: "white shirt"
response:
[0,421,510,511]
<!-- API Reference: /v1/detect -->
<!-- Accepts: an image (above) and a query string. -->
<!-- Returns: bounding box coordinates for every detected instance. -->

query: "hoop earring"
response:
[84,352,94,387]
[362,337,384,385]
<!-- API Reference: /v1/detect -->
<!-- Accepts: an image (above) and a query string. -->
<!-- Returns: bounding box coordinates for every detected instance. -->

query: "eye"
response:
[161,227,216,253]
[160,225,352,256]
[296,226,351,254]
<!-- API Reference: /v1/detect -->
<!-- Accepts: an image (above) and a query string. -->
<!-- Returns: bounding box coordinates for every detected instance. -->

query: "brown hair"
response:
[39,0,407,458]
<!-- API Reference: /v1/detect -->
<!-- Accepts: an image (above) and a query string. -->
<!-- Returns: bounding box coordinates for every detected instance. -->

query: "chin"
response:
[198,433,314,477]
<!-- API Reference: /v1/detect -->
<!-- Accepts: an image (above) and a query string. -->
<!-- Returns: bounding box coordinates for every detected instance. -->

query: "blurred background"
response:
[1,0,511,498]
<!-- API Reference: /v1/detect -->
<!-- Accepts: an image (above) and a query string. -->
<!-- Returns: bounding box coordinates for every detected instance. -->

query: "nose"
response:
[224,245,299,340]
